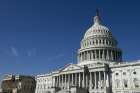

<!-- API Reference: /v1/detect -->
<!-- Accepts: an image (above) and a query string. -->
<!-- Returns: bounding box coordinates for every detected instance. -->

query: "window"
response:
[133,71,136,75]
[123,72,126,75]
[116,73,119,75]
[123,79,128,88]
[133,78,139,88]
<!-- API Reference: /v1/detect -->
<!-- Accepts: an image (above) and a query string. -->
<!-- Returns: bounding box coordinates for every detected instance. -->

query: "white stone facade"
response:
[35,10,140,93]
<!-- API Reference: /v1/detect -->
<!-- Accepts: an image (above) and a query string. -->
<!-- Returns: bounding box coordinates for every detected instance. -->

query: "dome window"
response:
[133,71,136,75]
[103,40,104,44]
[116,73,119,76]
[99,40,101,44]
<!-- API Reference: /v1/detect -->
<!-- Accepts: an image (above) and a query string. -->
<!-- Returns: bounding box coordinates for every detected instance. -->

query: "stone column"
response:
[95,50,97,59]
[102,49,105,60]
[104,72,106,89]
[65,74,67,89]
[99,72,101,89]
[91,51,93,60]
[94,72,96,89]
[87,51,89,60]
[89,51,91,60]
[59,75,60,87]
[62,75,63,88]
[86,74,88,88]
[55,76,57,87]
[90,72,92,89]
[57,76,59,87]
[75,73,77,86]
[72,73,74,86]
[52,76,54,87]
[79,73,81,87]
[99,50,101,59]
[68,74,70,89]
[83,72,85,88]
[84,52,85,61]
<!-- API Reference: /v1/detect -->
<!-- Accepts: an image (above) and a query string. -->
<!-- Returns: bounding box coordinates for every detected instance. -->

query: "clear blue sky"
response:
[0,0,140,78]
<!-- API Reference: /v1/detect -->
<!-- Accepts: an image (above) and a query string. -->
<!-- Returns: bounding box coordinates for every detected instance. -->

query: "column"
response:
[106,73,109,87]
[52,76,53,87]
[86,74,88,88]
[87,51,89,60]
[94,72,96,89]
[68,74,70,89]
[75,73,77,86]
[104,72,106,89]
[65,74,67,89]
[99,50,101,60]
[91,51,93,60]
[62,75,63,88]
[89,51,91,60]
[79,73,81,87]
[90,72,92,89]
[55,76,57,87]
[57,76,59,87]
[102,49,105,60]
[84,52,86,61]
[99,72,101,89]
[72,73,74,86]
[59,75,61,87]
[95,50,97,59]
[83,72,85,88]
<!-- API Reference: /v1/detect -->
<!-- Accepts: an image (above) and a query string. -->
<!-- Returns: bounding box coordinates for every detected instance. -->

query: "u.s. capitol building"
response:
[35,11,140,93]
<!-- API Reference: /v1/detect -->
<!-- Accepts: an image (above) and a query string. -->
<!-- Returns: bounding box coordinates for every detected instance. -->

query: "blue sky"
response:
[0,0,140,79]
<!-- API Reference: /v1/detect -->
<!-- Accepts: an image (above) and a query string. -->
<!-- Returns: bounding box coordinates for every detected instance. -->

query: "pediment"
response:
[60,63,82,72]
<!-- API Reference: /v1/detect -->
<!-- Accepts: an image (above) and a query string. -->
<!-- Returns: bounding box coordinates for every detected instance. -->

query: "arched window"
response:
[133,78,139,88]
[123,79,128,88]
[133,71,136,75]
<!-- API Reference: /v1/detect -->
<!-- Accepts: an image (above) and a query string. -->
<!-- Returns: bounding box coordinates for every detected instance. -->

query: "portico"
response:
[51,64,109,92]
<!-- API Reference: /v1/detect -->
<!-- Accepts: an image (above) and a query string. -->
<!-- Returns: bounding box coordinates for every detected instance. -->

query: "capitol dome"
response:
[84,12,112,39]
[77,10,122,66]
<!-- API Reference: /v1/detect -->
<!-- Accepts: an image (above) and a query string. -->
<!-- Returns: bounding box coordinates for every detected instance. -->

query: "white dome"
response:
[84,15,112,38]
[77,10,122,65]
